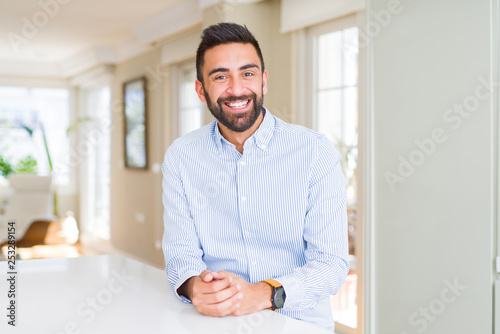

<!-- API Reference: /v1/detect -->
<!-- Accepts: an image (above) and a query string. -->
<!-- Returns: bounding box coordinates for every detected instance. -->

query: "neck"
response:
[218,111,264,154]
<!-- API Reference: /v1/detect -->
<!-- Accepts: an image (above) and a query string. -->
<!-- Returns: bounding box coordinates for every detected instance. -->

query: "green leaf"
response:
[16,122,34,136]
[14,155,37,174]
[39,123,53,172]
[0,156,14,177]
[67,117,94,136]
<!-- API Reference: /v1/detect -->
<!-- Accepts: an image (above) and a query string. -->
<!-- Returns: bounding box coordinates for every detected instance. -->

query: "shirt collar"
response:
[251,107,274,151]
[212,107,275,153]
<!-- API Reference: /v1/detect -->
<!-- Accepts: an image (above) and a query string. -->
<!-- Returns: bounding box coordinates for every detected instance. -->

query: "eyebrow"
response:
[208,63,260,77]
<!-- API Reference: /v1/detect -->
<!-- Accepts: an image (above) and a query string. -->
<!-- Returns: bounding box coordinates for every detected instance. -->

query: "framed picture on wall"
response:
[123,77,148,169]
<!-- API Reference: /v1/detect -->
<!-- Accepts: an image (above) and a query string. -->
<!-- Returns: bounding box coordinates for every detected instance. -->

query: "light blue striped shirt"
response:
[162,109,349,332]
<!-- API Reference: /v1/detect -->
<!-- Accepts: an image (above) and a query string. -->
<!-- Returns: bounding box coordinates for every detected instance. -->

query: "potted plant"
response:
[16,117,94,217]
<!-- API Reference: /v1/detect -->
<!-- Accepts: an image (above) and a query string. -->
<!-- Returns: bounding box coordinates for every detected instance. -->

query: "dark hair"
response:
[196,22,265,83]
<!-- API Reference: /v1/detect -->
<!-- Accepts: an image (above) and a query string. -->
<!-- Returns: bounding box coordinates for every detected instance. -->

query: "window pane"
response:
[180,107,203,135]
[181,67,200,110]
[0,86,69,185]
[317,89,342,143]
[179,65,203,137]
[318,31,342,89]
[181,82,200,109]
[343,86,358,147]
[343,27,359,87]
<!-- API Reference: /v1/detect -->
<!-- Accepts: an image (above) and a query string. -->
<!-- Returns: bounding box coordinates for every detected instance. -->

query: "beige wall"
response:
[109,0,293,268]
[110,49,166,267]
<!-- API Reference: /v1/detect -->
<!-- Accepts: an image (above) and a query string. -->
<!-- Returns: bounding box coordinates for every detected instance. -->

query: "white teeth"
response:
[226,100,249,109]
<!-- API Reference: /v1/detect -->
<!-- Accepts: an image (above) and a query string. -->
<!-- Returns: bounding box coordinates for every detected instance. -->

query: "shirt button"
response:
[241,196,247,202]
[251,261,257,266]
[245,231,250,237]
[240,160,246,165]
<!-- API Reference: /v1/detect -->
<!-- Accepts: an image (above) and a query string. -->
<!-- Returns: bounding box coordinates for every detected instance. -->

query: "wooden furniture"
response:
[0,174,56,245]
[0,215,80,260]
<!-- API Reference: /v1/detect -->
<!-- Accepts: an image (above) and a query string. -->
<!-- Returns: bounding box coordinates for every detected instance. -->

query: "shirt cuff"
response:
[173,269,204,303]
[274,274,303,309]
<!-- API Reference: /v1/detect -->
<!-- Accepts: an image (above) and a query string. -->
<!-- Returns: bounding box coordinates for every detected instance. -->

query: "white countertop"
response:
[0,254,331,334]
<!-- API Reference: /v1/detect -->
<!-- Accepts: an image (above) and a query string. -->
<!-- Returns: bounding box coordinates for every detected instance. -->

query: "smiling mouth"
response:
[224,99,251,110]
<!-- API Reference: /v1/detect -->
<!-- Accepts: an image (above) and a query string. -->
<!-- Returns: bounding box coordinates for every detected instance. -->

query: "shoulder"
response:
[273,116,340,158]
[165,122,215,155]
[171,122,215,148]
[271,116,341,185]
[163,122,216,170]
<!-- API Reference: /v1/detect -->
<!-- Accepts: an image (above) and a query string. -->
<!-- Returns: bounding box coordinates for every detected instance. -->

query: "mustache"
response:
[217,93,256,105]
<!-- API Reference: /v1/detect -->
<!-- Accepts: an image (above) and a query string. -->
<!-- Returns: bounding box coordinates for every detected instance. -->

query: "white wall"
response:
[368,0,495,333]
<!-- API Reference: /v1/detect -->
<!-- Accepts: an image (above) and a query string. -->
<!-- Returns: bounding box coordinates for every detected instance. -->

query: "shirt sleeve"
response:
[274,135,350,310]
[161,146,207,302]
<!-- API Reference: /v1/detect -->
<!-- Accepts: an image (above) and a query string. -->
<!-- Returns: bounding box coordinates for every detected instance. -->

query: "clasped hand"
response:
[185,270,272,317]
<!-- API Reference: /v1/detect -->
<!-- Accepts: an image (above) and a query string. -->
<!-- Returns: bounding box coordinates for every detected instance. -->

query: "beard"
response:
[203,87,264,133]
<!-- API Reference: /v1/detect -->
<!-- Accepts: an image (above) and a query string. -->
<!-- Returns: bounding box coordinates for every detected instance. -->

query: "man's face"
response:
[195,43,268,133]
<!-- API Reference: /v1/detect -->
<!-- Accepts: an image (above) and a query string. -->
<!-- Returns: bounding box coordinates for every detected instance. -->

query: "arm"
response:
[162,148,241,316]
[274,136,350,310]
[162,148,206,301]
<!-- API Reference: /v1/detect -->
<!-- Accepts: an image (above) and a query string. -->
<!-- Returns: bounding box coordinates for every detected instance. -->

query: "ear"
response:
[262,70,268,95]
[195,80,207,103]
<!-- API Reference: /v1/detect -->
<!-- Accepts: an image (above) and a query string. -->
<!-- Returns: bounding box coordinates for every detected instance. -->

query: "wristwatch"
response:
[261,279,286,311]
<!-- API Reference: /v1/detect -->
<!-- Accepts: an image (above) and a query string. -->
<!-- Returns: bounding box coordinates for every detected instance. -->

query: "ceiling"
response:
[0,0,213,78]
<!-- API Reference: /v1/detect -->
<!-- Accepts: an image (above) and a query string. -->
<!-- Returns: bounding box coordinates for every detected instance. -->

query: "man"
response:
[162,22,349,332]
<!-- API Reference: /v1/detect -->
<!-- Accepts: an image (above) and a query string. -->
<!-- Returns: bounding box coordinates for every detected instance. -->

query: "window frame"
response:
[304,12,367,334]
[78,85,111,242]
[73,67,114,252]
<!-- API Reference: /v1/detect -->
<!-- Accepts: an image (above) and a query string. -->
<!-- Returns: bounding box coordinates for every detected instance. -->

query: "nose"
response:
[226,76,246,96]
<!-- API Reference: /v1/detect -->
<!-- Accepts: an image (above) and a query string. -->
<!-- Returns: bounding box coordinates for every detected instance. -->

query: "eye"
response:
[214,75,227,80]
[243,72,253,77]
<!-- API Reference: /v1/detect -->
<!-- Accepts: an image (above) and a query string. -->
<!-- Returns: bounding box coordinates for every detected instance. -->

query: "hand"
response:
[185,270,243,317]
[219,272,273,316]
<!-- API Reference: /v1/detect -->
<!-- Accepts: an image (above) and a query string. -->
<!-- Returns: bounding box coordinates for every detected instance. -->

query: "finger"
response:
[207,276,234,292]
[202,272,214,282]
[199,270,212,281]
[196,277,233,297]
[198,283,241,305]
[210,271,228,280]
[225,301,242,316]
[199,291,244,317]
[227,303,244,317]
[192,276,232,300]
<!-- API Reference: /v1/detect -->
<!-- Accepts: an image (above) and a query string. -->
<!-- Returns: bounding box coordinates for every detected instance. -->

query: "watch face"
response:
[274,287,286,309]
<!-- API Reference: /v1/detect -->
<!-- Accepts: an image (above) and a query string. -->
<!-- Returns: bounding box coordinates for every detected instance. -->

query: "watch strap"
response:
[261,279,283,311]
[261,279,282,288]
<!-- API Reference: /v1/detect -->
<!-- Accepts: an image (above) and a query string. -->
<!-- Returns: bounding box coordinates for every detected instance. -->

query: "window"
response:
[0,86,70,186]
[79,86,111,240]
[176,61,204,137]
[315,26,358,209]
[307,13,363,334]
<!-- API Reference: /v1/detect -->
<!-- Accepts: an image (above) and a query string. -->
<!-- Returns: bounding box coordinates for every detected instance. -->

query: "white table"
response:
[0,255,331,333]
